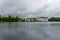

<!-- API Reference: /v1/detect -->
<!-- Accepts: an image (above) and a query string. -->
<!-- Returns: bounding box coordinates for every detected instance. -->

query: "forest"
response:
[48,17,60,22]
[0,15,21,22]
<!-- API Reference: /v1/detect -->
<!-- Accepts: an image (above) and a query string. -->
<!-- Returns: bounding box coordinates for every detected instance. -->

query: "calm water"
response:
[0,22,60,40]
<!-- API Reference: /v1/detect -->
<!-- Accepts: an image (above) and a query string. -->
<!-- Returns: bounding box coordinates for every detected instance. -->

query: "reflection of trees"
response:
[2,31,28,40]
[8,22,18,32]
[8,22,12,32]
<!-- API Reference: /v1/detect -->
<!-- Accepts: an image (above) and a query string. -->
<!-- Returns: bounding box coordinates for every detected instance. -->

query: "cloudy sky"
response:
[0,0,60,18]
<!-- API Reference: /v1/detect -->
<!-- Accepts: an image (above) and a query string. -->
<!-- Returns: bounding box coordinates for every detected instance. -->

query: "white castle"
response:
[37,16,48,22]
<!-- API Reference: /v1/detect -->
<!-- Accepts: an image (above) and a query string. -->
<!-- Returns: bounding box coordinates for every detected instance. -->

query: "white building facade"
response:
[37,16,48,22]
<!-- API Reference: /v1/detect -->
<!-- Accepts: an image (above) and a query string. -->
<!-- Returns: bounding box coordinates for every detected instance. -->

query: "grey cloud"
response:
[0,0,27,14]
[0,0,60,18]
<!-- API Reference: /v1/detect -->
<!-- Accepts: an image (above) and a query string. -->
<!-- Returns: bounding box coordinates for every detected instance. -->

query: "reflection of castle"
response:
[37,16,48,22]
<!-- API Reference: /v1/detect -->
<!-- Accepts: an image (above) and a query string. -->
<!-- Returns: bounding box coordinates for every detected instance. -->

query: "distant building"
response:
[25,18,34,22]
[37,16,48,22]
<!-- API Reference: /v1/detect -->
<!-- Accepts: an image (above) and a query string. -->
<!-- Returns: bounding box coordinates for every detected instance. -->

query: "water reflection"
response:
[0,22,60,40]
[2,31,28,40]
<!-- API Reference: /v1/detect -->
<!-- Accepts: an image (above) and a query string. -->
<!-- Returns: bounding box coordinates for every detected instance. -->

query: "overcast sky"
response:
[0,0,60,18]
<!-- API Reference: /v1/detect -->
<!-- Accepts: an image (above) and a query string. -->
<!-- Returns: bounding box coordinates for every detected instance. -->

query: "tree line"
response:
[48,17,60,22]
[0,15,21,22]
[0,15,39,22]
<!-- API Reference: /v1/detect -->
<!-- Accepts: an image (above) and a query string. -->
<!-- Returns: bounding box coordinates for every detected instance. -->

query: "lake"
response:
[0,22,60,40]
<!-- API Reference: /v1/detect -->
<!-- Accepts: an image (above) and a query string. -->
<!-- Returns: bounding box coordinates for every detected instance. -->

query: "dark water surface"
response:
[0,22,60,40]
